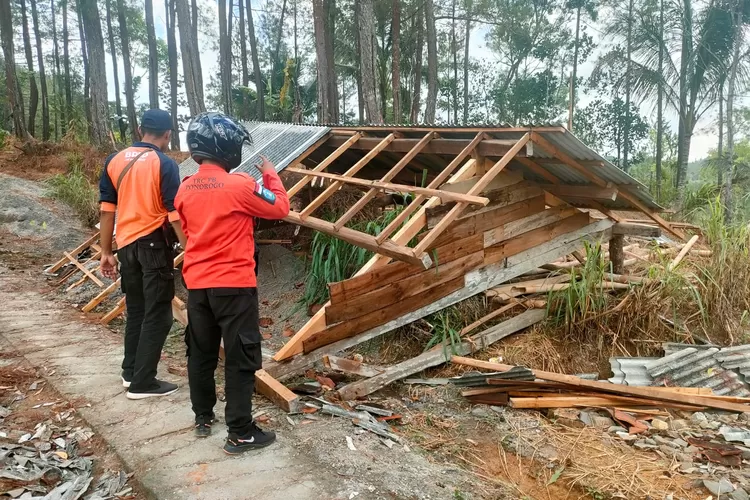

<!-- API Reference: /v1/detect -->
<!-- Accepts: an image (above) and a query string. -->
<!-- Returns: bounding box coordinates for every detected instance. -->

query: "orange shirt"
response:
[175,163,290,289]
[98,143,181,249]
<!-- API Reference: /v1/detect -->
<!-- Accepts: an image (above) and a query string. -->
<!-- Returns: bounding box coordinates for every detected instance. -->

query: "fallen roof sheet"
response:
[178,121,330,184]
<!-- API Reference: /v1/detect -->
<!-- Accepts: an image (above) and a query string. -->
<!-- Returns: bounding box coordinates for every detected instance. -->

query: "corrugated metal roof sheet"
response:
[609,357,657,386]
[178,121,330,184]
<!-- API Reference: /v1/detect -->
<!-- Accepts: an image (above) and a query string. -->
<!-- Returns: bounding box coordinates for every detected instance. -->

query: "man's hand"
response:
[258,155,275,174]
[100,253,118,280]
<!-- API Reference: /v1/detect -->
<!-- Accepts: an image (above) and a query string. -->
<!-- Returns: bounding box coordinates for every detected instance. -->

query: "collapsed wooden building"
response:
[51,122,684,413]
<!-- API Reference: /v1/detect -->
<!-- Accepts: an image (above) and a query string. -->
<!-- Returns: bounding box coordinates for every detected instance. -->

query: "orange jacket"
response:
[175,163,290,289]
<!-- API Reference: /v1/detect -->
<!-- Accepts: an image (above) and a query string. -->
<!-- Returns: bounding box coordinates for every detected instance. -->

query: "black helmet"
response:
[186,112,252,171]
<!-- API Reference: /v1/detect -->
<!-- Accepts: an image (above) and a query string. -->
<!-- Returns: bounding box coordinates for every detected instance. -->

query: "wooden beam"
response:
[508,395,702,410]
[63,252,105,287]
[266,219,614,378]
[542,184,618,201]
[284,167,489,207]
[617,190,686,241]
[534,158,605,167]
[323,355,385,378]
[439,170,523,195]
[333,132,437,230]
[336,309,545,400]
[609,234,625,274]
[513,157,561,184]
[375,133,486,245]
[254,369,301,413]
[451,356,750,413]
[483,206,579,247]
[83,278,120,312]
[612,222,661,238]
[285,211,431,268]
[669,234,700,270]
[101,297,126,325]
[325,136,522,157]
[332,125,565,134]
[47,232,100,273]
[271,156,481,362]
[288,133,362,197]
[585,200,624,223]
[415,133,531,254]
[300,133,395,218]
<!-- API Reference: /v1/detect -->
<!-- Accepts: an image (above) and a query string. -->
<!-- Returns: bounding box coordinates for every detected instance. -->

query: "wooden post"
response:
[609,234,624,274]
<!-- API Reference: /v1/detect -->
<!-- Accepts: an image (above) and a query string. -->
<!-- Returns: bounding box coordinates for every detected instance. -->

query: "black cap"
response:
[141,109,173,132]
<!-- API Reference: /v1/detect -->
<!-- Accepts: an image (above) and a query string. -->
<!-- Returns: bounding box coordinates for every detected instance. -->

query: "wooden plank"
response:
[284,211,432,268]
[63,252,105,287]
[288,133,361,198]
[83,278,121,312]
[172,297,188,325]
[47,232,100,273]
[457,302,520,338]
[439,170,523,195]
[513,156,561,184]
[324,136,521,157]
[323,355,385,378]
[285,167,489,207]
[300,134,396,218]
[451,356,750,413]
[508,395,702,410]
[669,234,700,269]
[325,252,483,324]
[484,212,591,266]
[484,206,579,247]
[332,125,566,134]
[101,297,126,325]
[265,220,614,381]
[333,132,437,230]
[336,309,545,400]
[414,134,531,255]
[303,276,465,353]
[375,134,486,245]
[543,184,619,201]
[486,274,571,300]
[328,234,482,305]
[254,369,301,413]
[612,223,661,237]
[617,190,686,241]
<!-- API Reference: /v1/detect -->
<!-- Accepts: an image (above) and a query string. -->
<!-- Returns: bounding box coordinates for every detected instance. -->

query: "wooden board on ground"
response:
[254,369,301,413]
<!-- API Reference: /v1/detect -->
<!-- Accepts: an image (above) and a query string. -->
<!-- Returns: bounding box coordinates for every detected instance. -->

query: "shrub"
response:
[47,153,99,226]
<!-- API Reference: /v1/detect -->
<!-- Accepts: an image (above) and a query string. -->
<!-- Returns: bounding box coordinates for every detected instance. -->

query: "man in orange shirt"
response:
[175,112,289,454]
[99,109,187,400]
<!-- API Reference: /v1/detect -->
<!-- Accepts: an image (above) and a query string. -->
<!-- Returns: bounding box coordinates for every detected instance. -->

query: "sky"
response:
[104,0,726,161]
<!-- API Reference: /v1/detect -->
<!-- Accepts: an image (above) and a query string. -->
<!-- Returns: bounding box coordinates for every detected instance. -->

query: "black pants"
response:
[186,288,262,436]
[119,233,175,391]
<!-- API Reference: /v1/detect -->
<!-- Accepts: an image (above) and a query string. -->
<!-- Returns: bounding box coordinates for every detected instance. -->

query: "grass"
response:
[47,153,99,226]
[302,206,410,308]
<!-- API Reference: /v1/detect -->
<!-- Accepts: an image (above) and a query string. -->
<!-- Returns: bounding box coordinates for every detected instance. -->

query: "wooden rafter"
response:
[332,132,437,230]
[287,133,362,197]
[300,134,396,219]
[325,136,530,157]
[375,133,486,244]
[530,132,685,241]
[284,168,489,207]
[542,184,618,201]
[332,125,566,134]
[414,133,531,254]
[47,233,100,273]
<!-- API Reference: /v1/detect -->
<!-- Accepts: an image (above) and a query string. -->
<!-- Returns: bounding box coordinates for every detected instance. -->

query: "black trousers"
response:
[186,288,262,436]
[119,233,175,391]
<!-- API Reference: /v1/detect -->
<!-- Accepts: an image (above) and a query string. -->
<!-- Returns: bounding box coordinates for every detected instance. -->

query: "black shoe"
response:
[126,380,178,400]
[223,423,276,454]
[195,414,214,438]
[121,372,132,389]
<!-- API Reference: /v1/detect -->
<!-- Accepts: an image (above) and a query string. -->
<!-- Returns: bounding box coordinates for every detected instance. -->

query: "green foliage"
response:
[47,154,99,226]
[423,308,463,355]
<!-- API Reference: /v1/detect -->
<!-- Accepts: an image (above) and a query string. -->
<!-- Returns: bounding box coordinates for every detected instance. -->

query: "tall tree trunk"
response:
[219,0,231,114]
[358,0,381,123]
[106,0,125,140]
[76,0,91,137]
[424,0,437,124]
[410,2,423,123]
[51,0,60,139]
[30,0,49,140]
[176,0,206,115]
[62,0,71,123]
[355,0,364,123]
[167,0,180,148]
[145,0,159,108]
[245,0,264,119]
[655,0,664,201]
[0,0,29,139]
[462,0,471,125]
[189,0,203,100]
[313,0,333,122]
[293,0,301,122]
[451,0,458,124]
[623,0,634,172]
[80,0,110,148]
[675,0,692,199]
[568,5,581,131]
[239,0,249,86]
[724,8,741,223]
[392,0,401,123]
[21,0,38,137]
[324,0,338,122]
[718,80,724,188]
[116,0,140,142]
[271,0,287,96]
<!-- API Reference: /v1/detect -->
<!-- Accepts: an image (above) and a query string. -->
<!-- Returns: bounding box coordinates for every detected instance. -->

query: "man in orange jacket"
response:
[175,112,290,454]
